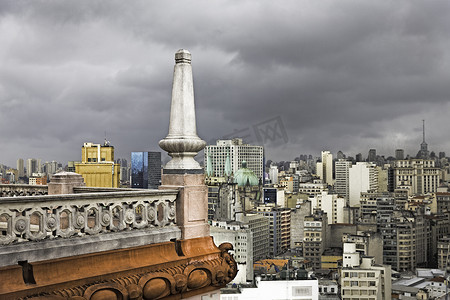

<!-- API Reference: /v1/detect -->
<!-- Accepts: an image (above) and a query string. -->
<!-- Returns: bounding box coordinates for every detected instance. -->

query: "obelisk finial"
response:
[159,49,206,173]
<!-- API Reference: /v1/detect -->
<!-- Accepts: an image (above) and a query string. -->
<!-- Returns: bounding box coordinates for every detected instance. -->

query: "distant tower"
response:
[16,158,24,177]
[316,151,333,185]
[417,120,429,159]
[395,149,404,160]
[367,149,376,162]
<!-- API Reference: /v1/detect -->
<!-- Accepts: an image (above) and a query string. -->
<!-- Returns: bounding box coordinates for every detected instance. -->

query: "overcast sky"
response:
[1,1,450,167]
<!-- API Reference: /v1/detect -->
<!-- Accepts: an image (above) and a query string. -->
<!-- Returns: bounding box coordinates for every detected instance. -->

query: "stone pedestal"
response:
[159,173,209,240]
[48,172,85,195]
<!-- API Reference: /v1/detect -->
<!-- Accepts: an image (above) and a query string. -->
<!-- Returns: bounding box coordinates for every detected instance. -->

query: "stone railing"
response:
[0,190,178,245]
[0,184,48,197]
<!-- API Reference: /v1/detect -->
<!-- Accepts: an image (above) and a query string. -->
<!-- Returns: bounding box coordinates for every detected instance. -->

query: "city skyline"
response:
[1,1,450,167]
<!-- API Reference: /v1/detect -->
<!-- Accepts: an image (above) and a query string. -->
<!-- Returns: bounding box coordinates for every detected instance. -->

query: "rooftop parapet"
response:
[0,189,178,247]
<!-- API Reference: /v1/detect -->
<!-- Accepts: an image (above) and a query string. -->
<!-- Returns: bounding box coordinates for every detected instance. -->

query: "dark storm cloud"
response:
[1,0,450,167]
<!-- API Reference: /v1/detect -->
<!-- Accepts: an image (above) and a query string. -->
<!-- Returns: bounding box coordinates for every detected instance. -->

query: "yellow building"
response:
[321,248,342,270]
[75,142,120,188]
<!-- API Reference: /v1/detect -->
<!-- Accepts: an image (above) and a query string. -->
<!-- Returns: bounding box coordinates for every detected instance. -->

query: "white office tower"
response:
[204,138,264,181]
[334,159,352,202]
[316,151,333,186]
[269,165,278,184]
[312,191,345,224]
[341,243,392,300]
[348,162,378,207]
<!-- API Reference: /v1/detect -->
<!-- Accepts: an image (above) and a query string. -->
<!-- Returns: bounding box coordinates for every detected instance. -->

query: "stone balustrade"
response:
[0,189,178,245]
[0,184,48,197]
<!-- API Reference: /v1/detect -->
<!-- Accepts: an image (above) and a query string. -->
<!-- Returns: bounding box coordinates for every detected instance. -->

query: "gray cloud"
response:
[1,0,450,167]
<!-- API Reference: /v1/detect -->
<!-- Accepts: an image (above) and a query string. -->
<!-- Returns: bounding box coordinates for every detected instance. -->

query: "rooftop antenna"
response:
[422,119,425,143]
[104,131,110,146]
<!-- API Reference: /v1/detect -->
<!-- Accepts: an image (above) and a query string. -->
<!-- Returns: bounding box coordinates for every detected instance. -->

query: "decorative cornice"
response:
[0,237,238,300]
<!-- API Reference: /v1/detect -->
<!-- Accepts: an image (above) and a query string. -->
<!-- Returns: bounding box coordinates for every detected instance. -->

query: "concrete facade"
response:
[210,220,253,283]
[334,159,352,202]
[349,162,378,207]
[316,151,333,186]
[204,138,264,181]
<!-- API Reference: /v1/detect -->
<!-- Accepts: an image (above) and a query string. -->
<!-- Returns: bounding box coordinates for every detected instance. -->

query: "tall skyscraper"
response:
[316,151,333,185]
[75,141,120,188]
[204,138,264,181]
[131,152,161,189]
[37,159,42,173]
[26,158,37,178]
[16,158,24,177]
[367,149,376,162]
[334,159,352,201]
[348,162,378,207]
[148,152,161,189]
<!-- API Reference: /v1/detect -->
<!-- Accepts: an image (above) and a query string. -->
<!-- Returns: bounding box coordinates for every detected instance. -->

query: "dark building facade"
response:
[131,151,161,189]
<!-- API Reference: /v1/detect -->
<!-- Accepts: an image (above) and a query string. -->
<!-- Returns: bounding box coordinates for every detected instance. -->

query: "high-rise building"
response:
[37,159,42,173]
[131,152,161,189]
[67,161,76,172]
[348,162,378,207]
[204,138,264,181]
[340,243,392,299]
[116,158,129,183]
[44,161,58,176]
[210,220,253,283]
[75,142,120,188]
[395,149,405,160]
[268,165,278,184]
[312,191,345,224]
[437,236,450,272]
[148,152,161,189]
[16,159,24,178]
[26,158,38,178]
[241,214,270,262]
[377,199,430,272]
[393,159,440,195]
[334,159,352,201]
[256,206,290,257]
[303,210,328,270]
[316,151,333,186]
[367,149,377,162]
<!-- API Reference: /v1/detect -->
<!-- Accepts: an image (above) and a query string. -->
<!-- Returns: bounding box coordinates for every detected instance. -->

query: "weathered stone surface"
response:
[0,227,181,267]
[159,49,206,171]
[0,184,48,197]
[0,189,178,245]
[160,173,209,240]
[48,172,85,195]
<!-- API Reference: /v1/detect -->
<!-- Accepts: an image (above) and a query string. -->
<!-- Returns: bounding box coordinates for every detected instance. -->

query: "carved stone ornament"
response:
[0,191,177,245]
[0,237,238,300]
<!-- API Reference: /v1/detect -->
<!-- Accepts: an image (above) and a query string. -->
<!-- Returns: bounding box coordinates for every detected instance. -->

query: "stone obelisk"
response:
[159,49,209,239]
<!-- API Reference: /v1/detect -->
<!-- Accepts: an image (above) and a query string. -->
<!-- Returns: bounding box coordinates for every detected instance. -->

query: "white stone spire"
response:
[159,49,206,172]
